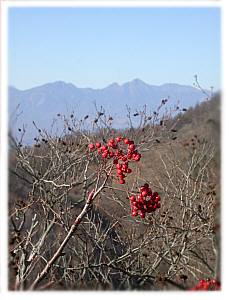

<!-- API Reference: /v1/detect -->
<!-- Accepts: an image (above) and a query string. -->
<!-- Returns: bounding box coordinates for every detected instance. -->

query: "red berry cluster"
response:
[190,279,221,291]
[129,183,161,218]
[88,136,141,185]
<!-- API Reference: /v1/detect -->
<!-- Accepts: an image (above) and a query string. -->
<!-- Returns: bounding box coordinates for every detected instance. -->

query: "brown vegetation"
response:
[9,94,220,290]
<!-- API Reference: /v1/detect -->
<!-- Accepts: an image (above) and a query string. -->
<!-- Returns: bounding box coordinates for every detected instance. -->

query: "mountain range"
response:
[9,79,209,144]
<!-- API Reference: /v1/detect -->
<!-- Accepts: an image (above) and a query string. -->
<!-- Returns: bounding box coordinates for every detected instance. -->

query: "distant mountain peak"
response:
[25,81,77,91]
[127,78,147,85]
[122,78,150,88]
[48,81,77,88]
[106,82,120,89]
[131,78,146,84]
[53,80,66,85]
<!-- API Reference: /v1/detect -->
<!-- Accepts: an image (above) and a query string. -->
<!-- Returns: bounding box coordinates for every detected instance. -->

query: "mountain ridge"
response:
[9,78,201,92]
[9,79,210,144]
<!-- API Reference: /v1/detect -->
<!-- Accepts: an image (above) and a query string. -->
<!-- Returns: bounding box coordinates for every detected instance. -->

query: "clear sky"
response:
[8,7,221,90]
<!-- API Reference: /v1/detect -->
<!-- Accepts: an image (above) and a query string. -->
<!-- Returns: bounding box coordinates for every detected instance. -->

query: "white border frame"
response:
[1,0,224,7]
[1,1,228,300]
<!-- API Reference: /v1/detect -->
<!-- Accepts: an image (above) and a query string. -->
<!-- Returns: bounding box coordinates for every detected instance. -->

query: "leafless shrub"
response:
[9,98,220,290]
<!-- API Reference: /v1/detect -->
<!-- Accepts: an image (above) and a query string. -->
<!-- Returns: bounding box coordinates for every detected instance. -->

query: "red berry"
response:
[210,279,219,286]
[115,150,122,158]
[109,151,114,158]
[134,154,141,161]
[144,183,149,189]
[102,151,108,158]
[96,142,101,148]
[120,179,125,184]
[116,136,122,143]
[132,201,137,207]
[88,143,95,150]
[137,196,144,203]
[123,138,130,144]
[139,211,145,218]
[140,186,146,192]
[152,192,158,197]
[113,158,118,164]
[117,169,123,175]
[109,138,115,144]
[143,204,148,210]
[141,190,148,197]
[210,279,216,284]
[129,144,136,151]
[199,279,206,285]
[122,167,128,173]
[130,195,136,202]
[116,163,122,169]
[126,168,132,173]
[101,145,107,151]
[155,196,161,202]
[148,199,153,206]
[147,188,152,196]
[132,210,138,217]
[203,283,209,290]
[108,139,116,148]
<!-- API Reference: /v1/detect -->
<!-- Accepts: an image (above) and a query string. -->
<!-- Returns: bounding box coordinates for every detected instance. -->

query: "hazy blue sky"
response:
[8,7,221,90]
